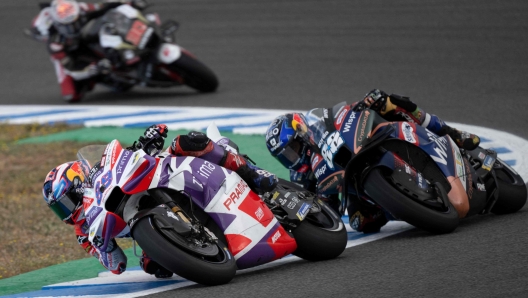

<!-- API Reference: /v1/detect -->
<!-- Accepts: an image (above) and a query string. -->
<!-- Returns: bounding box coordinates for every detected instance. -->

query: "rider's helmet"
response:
[265,113,313,171]
[42,161,87,225]
[49,0,83,38]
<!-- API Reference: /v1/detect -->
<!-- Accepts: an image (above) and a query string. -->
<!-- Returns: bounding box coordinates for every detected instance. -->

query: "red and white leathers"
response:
[31,2,107,101]
[30,1,143,101]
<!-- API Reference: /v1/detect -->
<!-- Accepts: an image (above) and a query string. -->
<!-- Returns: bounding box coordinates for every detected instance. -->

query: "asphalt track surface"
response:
[2,1,528,297]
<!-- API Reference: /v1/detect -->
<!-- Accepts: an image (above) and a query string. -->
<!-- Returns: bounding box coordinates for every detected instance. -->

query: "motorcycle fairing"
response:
[203,170,297,269]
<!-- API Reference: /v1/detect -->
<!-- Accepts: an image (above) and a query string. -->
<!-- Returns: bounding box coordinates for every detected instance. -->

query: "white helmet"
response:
[50,0,80,24]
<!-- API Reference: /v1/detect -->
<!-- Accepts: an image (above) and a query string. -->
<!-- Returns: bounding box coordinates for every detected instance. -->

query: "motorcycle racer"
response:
[28,0,147,102]
[265,89,481,233]
[42,124,277,277]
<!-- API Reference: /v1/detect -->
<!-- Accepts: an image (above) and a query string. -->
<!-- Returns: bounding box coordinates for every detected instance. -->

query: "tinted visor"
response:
[49,192,81,224]
[276,138,303,169]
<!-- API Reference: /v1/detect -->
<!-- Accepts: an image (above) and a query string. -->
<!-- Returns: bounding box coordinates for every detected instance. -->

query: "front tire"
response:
[491,159,527,214]
[132,217,236,286]
[276,179,347,261]
[364,168,459,234]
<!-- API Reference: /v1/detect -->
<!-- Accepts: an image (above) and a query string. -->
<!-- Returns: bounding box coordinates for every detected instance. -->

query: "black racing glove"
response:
[129,124,168,156]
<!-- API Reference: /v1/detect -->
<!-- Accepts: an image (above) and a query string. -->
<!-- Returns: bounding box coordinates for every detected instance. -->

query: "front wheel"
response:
[491,158,527,214]
[276,179,347,261]
[364,168,459,234]
[132,217,236,286]
[169,51,219,92]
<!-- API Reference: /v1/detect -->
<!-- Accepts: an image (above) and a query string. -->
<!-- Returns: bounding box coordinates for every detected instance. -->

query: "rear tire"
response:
[364,168,459,234]
[170,52,219,92]
[132,217,236,286]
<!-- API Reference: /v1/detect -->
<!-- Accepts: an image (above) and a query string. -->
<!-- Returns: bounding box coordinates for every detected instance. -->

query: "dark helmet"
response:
[50,0,84,38]
[266,113,313,171]
[42,161,87,225]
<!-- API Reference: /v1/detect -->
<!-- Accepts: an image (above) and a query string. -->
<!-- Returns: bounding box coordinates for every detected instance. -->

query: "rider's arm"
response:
[74,224,127,274]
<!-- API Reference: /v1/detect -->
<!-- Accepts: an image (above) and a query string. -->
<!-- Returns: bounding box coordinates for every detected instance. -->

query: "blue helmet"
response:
[266,113,313,171]
[42,161,87,225]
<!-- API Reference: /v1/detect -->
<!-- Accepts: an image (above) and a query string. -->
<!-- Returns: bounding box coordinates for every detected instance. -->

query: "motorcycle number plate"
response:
[126,20,148,46]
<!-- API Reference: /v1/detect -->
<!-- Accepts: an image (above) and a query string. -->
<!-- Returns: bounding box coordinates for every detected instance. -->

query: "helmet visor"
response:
[275,139,303,169]
[49,192,81,224]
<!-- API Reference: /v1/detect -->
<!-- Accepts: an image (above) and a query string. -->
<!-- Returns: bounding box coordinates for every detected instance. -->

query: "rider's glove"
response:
[363,89,389,113]
[131,124,168,156]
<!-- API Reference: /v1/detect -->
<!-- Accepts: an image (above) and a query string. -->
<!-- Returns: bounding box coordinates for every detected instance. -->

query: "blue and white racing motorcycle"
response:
[302,102,527,234]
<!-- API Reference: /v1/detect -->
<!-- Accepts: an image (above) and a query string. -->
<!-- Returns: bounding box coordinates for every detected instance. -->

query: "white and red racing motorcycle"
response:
[77,125,346,286]
[27,3,218,96]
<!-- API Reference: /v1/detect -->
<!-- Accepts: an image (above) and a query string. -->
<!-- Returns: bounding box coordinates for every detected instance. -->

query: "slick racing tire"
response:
[132,217,236,286]
[491,158,527,215]
[276,179,347,261]
[364,168,459,234]
[169,51,219,92]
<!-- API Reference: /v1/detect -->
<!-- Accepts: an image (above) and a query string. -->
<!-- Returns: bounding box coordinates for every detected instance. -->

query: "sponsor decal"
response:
[478,152,486,160]
[318,131,329,148]
[323,108,329,118]
[426,130,448,166]
[86,207,102,225]
[296,203,310,220]
[401,122,417,144]
[343,112,357,133]
[464,159,473,198]
[482,155,495,171]
[404,164,412,175]
[271,230,281,243]
[269,140,283,152]
[417,173,424,188]
[477,183,486,191]
[167,211,179,221]
[356,110,371,143]
[223,180,249,211]
[319,174,340,193]
[311,153,323,170]
[287,201,297,209]
[116,150,130,175]
[320,131,344,169]
[198,161,216,179]
[315,164,327,179]
[335,107,350,131]
[255,207,264,221]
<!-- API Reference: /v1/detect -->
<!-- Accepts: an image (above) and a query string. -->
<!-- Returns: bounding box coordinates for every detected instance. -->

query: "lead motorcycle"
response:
[77,126,346,286]
[26,3,218,98]
[301,102,527,234]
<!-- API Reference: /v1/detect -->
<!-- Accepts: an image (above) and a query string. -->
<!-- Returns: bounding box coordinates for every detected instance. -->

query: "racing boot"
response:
[363,89,480,150]
[223,149,278,194]
[140,251,173,278]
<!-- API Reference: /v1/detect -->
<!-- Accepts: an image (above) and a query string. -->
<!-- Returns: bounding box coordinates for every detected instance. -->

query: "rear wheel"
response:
[491,159,527,214]
[132,216,236,286]
[364,168,459,234]
[169,51,219,92]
